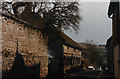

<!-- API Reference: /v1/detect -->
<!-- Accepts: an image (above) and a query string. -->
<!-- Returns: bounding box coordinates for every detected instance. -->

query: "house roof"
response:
[43,24,83,50]
[0,12,83,51]
[58,29,82,50]
[106,36,113,48]
[108,1,119,18]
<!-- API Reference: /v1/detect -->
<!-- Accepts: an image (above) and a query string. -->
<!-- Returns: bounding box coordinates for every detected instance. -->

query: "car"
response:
[87,66,95,70]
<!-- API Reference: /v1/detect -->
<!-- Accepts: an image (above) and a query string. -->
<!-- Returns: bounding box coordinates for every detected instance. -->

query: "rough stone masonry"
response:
[1,14,49,78]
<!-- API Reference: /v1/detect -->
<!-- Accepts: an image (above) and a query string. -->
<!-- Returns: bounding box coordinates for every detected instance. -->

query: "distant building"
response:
[106,1,120,79]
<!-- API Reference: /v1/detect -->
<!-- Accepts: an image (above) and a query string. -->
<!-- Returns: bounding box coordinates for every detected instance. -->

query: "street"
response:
[64,70,114,79]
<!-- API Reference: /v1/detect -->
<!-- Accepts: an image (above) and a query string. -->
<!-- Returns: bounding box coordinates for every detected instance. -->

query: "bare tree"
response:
[1,2,82,32]
[82,40,101,69]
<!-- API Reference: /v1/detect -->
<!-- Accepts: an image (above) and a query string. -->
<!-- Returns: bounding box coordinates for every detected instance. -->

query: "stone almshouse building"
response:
[0,13,83,79]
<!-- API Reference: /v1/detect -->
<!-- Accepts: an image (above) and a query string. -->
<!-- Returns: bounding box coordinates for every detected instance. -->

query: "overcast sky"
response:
[64,2,112,45]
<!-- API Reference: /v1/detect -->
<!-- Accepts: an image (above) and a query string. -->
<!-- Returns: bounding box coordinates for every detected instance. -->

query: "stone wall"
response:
[0,15,2,79]
[1,16,48,78]
[63,45,81,56]
[63,45,82,73]
[114,44,120,79]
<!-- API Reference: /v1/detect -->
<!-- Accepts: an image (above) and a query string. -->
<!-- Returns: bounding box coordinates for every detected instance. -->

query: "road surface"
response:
[64,70,114,79]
